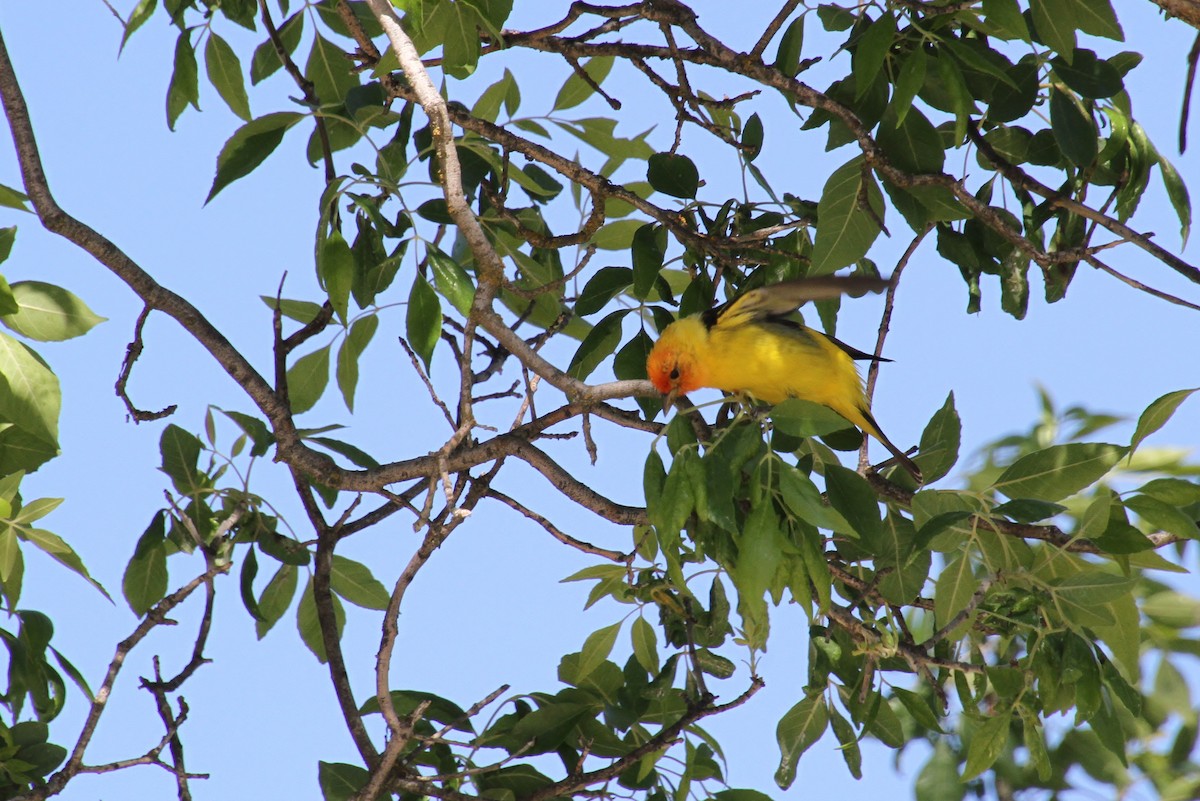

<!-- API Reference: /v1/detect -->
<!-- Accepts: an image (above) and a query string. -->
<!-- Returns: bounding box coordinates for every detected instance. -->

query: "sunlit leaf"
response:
[205,33,251,121]
[775,694,828,789]
[206,112,304,203]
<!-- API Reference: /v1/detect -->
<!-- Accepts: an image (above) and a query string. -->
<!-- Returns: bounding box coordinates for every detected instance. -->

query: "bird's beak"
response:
[661,387,679,415]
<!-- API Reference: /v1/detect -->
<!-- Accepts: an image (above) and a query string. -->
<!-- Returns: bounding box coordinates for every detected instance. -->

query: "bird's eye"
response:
[669,367,680,380]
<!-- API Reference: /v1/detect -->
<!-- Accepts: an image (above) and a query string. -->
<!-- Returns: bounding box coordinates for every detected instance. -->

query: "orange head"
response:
[646,317,708,410]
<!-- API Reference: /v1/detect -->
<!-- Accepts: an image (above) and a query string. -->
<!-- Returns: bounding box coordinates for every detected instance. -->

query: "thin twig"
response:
[115,305,177,422]
[859,225,931,472]
[487,489,631,562]
[1086,255,1200,311]
[32,564,228,800]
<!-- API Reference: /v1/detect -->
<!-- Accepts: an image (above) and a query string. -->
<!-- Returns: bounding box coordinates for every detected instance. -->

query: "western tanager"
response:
[645,275,922,482]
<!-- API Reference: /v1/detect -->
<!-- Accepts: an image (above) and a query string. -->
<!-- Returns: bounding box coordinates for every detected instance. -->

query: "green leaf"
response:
[647,152,700,199]
[824,464,880,541]
[552,56,614,111]
[576,621,621,683]
[742,112,764,162]
[892,49,926,125]
[592,219,643,250]
[318,231,353,324]
[123,511,168,617]
[119,0,156,52]
[11,497,62,527]
[0,472,24,507]
[428,248,476,316]
[221,409,275,457]
[414,0,506,77]
[1051,50,1123,99]
[1050,571,1134,619]
[877,513,928,604]
[472,68,518,122]
[934,555,976,632]
[962,714,1008,781]
[892,686,944,733]
[1016,709,1051,781]
[1130,388,1197,454]
[0,281,106,342]
[774,16,805,77]
[251,11,304,84]
[575,267,633,316]
[0,236,16,284]
[0,528,18,584]
[1050,88,1097,167]
[774,694,828,789]
[335,315,378,413]
[1030,0,1077,57]
[567,309,626,380]
[917,392,960,483]
[933,52,975,143]
[160,424,203,495]
[306,33,358,106]
[206,112,304,203]
[731,503,784,650]
[318,761,369,801]
[0,184,30,213]
[330,555,389,610]
[406,275,441,371]
[240,547,264,622]
[778,467,849,532]
[204,33,251,121]
[0,333,59,459]
[877,105,944,174]
[166,31,200,130]
[829,706,862,779]
[812,156,884,273]
[982,0,1029,41]
[359,689,475,732]
[993,443,1125,502]
[261,296,325,324]
[817,5,855,31]
[286,344,331,415]
[308,436,380,469]
[1143,591,1200,628]
[298,574,344,663]
[989,59,1039,122]
[771,398,854,439]
[1157,151,1192,245]
[1070,0,1123,40]
[1137,477,1200,506]
[915,741,964,801]
[631,224,666,300]
[714,792,775,801]
[853,13,896,100]
[631,615,659,675]
[22,528,110,600]
[255,562,298,639]
[1123,494,1200,541]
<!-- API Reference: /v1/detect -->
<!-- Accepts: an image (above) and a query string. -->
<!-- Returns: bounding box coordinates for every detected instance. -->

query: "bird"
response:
[645,275,923,482]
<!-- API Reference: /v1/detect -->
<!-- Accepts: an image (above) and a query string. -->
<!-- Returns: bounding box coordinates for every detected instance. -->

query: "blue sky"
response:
[0,2,1197,799]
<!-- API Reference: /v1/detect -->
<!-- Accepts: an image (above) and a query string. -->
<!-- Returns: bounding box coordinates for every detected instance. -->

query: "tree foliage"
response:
[0,1,1199,800]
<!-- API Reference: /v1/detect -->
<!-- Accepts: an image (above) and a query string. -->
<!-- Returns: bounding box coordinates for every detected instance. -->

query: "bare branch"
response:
[513,441,647,525]
[115,305,177,422]
[30,564,228,800]
[487,489,632,562]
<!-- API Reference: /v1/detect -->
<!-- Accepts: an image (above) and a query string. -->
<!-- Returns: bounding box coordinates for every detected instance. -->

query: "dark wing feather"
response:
[751,317,892,362]
[712,276,891,330]
[825,332,891,362]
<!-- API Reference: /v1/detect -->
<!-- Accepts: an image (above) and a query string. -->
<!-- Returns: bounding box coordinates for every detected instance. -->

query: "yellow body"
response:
[649,315,877,432]
[645,277,921,481]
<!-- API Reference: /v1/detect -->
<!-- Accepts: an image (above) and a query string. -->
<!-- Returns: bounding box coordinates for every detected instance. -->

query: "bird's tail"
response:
[858,408,923,483]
